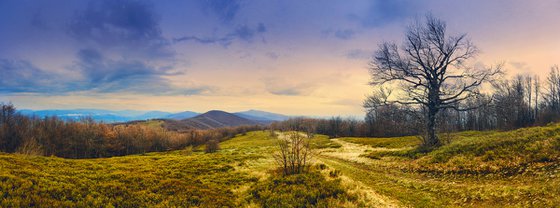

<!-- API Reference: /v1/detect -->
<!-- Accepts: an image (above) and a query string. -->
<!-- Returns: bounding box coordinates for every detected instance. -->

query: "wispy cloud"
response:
[75,48,168,84]
[263,78,317,96]
[68,0,173,58]
[0,59,63,93]
[0,52,209,96]
[265,52,279,60]
[345,49,373,60]
[201,0,241,24]
[173,23,266,47]
[509,61,531,73]
[74,48,204,95]
[328,98,363,107]
[354,0,418,27]
[322,29,356,40]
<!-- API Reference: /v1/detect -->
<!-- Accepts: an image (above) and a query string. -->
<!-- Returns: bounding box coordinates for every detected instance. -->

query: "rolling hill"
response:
[234,109,289,121]
[178,110,261,129]
[165,111,199,120]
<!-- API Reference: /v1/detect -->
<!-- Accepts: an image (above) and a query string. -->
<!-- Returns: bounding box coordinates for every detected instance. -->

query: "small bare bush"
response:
[269,129,278,138]
[16,137,44,156]
[181,146,193,155]
[273,132,312,175]
[205,139,220,153]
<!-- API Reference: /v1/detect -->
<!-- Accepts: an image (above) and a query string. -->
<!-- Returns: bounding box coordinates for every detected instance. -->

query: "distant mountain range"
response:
[234,110,290,122]
[166,111,199,120]
[18,108,290,124]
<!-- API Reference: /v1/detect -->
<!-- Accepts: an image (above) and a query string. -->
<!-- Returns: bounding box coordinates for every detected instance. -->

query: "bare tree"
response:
[534,76,540,121]
[273,131,312,175]
[366,14,501,147]
[541,65,560,123]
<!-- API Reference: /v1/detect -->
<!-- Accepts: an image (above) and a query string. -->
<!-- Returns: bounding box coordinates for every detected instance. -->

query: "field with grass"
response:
[0,131,357,207]
[329,124,560,207]
[2,125,560,207]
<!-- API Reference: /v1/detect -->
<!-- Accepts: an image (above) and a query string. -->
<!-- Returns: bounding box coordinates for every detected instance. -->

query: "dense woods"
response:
[272,66,560,139]
[0,103,262,158]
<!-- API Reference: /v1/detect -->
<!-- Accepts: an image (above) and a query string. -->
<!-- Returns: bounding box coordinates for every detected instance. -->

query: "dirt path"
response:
[319,139,377,164]
[317,139,404,208]
[274,133,404,207]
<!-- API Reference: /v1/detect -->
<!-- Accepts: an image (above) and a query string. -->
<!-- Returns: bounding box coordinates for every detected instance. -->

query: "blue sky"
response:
[1,0,559,117]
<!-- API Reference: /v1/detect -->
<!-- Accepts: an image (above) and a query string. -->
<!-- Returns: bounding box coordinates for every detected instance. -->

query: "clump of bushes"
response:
[329,169,341,178]
[249,171,357,207]
[205,139,220,153]
[316,163,328,170]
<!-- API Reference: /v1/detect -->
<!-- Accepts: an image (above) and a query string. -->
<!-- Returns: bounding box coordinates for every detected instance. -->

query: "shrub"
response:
[329,169,341,178]
[554,137,560,151]
[250,171,356,207]
[15,137,44,156]
[181,146,193,155]
[273,132,312,175]
[205,139,220,153]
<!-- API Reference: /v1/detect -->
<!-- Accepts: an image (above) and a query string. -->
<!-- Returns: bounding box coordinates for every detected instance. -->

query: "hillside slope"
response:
[0,131,354,207]
[165,111,199,120]
[2,125,559,207]
[317,124,560,207]
[179,110,260,129]
[234,109,289,121]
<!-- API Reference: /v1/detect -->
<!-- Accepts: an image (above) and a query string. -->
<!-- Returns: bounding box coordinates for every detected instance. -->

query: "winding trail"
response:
[317,139,404,208]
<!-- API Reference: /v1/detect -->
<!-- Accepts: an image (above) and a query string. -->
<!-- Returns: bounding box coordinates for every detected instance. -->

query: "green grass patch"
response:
[0,151,260,207]
[310,134,342,149]
[340,136,420,149]
[326,126,560,207]
[0,130,352,207]
[221,130,278,149]
[249,170,358,207]
[358,125,560,175]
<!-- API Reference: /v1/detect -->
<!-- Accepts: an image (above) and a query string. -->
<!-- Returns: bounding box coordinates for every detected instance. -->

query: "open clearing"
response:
[316,126,560,207]
[2,125,560,207]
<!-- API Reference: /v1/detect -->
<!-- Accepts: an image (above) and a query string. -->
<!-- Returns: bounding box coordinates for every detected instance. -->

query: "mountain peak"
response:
[235,110,289,121]
[180,110,259,129]
[204,110,229,114]
[165,111,199,120]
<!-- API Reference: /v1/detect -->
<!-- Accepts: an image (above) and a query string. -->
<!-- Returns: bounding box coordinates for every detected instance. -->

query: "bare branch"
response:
[366,13,501,147]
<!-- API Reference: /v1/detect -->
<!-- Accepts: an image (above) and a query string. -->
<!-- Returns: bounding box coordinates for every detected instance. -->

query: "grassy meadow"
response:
[0,131,355,207]
[1,125,560,207]
[332,124,560,207]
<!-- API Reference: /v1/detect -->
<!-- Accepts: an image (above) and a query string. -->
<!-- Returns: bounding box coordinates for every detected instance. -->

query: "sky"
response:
[0,0,559,117]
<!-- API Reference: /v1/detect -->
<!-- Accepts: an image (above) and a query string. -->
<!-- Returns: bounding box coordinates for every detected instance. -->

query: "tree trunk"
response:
[425,107,440,147]
[426,85,441,147]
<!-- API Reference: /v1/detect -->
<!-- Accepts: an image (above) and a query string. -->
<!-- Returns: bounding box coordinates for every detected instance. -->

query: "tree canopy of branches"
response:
[365,14,501,147]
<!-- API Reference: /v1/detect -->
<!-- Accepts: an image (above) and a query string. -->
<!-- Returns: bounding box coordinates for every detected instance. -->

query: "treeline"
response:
[273,66,560,138]
[438,66,559,131]
[0,103,263,158]
[271,117,367,138]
